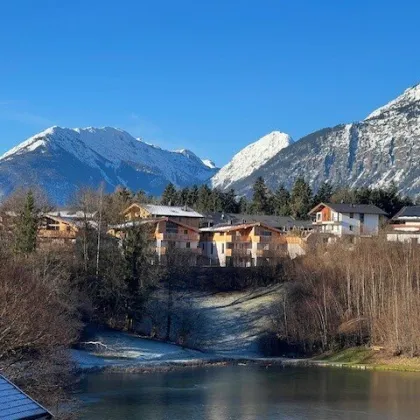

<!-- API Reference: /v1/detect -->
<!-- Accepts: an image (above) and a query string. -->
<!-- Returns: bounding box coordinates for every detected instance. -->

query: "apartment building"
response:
[387,206,420,244]
[109,217,201,265]
[122,203,204,229]
[200,222,287,267]
[308,203,387,237]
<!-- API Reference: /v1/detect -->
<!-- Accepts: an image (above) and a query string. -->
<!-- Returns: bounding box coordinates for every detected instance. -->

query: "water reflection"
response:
[78,366,420,420]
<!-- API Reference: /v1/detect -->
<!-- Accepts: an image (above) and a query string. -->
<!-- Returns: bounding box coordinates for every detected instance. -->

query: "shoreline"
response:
[76,352,420,375]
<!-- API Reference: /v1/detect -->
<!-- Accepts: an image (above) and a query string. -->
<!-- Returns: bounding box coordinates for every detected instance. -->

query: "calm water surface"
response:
[78,365,420,419]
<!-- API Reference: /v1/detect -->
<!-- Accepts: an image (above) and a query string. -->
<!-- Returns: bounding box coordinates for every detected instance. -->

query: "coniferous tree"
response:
[290,177,312,219]
[312,182,333,206]
[116,186,133,203]
[273,184,291,216]
[196,185,212,212]
[179,187,190,206]
[251,176,270,214]
[14,190,38,254]
[238,196,248,214]
[187,185,199,207]
[223,189,239,213]
[161,183,178,206]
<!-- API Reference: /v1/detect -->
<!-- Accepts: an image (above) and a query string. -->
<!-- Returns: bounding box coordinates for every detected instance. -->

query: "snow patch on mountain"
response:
[201,159,217,169]
[366,83,420,120]
[211,131,293,190]
[0,126,218,204]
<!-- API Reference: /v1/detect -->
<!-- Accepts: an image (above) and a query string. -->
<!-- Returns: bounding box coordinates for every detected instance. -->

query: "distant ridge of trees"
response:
[156,178,415,219]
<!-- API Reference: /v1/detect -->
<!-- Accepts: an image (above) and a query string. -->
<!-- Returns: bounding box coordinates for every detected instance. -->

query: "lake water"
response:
[77,365,420,419]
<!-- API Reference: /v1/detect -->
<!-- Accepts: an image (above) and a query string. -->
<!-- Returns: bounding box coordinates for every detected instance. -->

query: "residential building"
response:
[122,203,204,228]
[308,203,387,237]
[387,206,420,244]
[200,222,287,267]
[201,212,313,232]
[108,217,201,265]
[37,215,79,247]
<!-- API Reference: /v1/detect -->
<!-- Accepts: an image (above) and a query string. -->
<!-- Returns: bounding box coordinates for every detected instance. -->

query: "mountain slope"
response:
[224,84,420,197]
[211,131,293,190]
[0,127,218,204]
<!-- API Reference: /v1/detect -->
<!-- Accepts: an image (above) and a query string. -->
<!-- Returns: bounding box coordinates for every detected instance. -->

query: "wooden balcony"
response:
[226,248,252,257]
[158,246,202,255]
[38,229,77,239]
[157,232,200,241]
[226,235,250,243]
[253,235,287,244]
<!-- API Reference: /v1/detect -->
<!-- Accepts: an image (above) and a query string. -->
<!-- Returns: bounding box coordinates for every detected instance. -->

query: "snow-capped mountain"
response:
[211,131,293,190]
[0,126,218,204]
[201,159,217,169]
[228,83,420,197]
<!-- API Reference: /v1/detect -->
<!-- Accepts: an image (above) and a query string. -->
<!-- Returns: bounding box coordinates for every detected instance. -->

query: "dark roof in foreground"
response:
[0,374,52,420]
[310,203,387,216]
[393,206,420,219]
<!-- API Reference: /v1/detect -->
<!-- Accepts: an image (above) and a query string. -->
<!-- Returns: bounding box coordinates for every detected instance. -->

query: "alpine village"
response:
[3,5,420,417]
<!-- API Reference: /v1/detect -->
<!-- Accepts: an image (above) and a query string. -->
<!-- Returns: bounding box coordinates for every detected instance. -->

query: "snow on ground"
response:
[72,330,210,370]
[181,284,283,356]
[73,285,284,370]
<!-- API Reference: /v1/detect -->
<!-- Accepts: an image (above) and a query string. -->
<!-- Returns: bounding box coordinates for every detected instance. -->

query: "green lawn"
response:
[315,347,374,364]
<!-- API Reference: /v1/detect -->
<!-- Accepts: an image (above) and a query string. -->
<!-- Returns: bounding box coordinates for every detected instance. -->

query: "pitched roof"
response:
[202,213,311,229]
[201,221,282,234]
[0,374,52,419]
[48,210,97,219]
[41,215,79,231]
[109,217,199,233]
[393,206,420,220]
[309,203,387,216]
[124,203,204,218]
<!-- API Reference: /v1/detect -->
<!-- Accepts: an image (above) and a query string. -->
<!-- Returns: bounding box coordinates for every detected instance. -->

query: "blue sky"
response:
[0,1,419,165]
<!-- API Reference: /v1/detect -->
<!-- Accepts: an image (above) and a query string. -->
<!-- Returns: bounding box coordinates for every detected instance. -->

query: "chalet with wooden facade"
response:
[200,222,288,267]
[37,215,78,248]
[122,203,203,229]
[308,203,387,237]
[387,206,420,244]
[109,217,201,265]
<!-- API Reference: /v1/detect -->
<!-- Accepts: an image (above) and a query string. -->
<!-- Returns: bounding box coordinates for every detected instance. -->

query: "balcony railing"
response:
[226,248,252,257]
[226,235,250,243]
[158,232,200,241]
[158,246,202,255]
[38,229,76,239]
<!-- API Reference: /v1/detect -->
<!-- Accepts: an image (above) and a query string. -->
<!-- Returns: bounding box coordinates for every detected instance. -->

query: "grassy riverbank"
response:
[313,347,420,372]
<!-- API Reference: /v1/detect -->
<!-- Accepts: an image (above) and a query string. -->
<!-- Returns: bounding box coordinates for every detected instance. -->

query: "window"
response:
[222,243,225,254]
[211,243,214,255]
[360,213,365,223]
[186,242,190,249]
[316,213,322,221]
[349,213,354,219]
[184,229,188,235]
[166,221,178,234]
[349,225,353,232]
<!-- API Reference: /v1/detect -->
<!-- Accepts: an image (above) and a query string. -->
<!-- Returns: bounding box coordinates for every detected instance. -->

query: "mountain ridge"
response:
[219,83,420,197]
[0,126,218,204]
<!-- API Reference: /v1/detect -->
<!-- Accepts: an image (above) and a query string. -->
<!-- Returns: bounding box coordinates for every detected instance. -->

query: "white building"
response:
[308,203,387,237]
[387,206,420,244]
